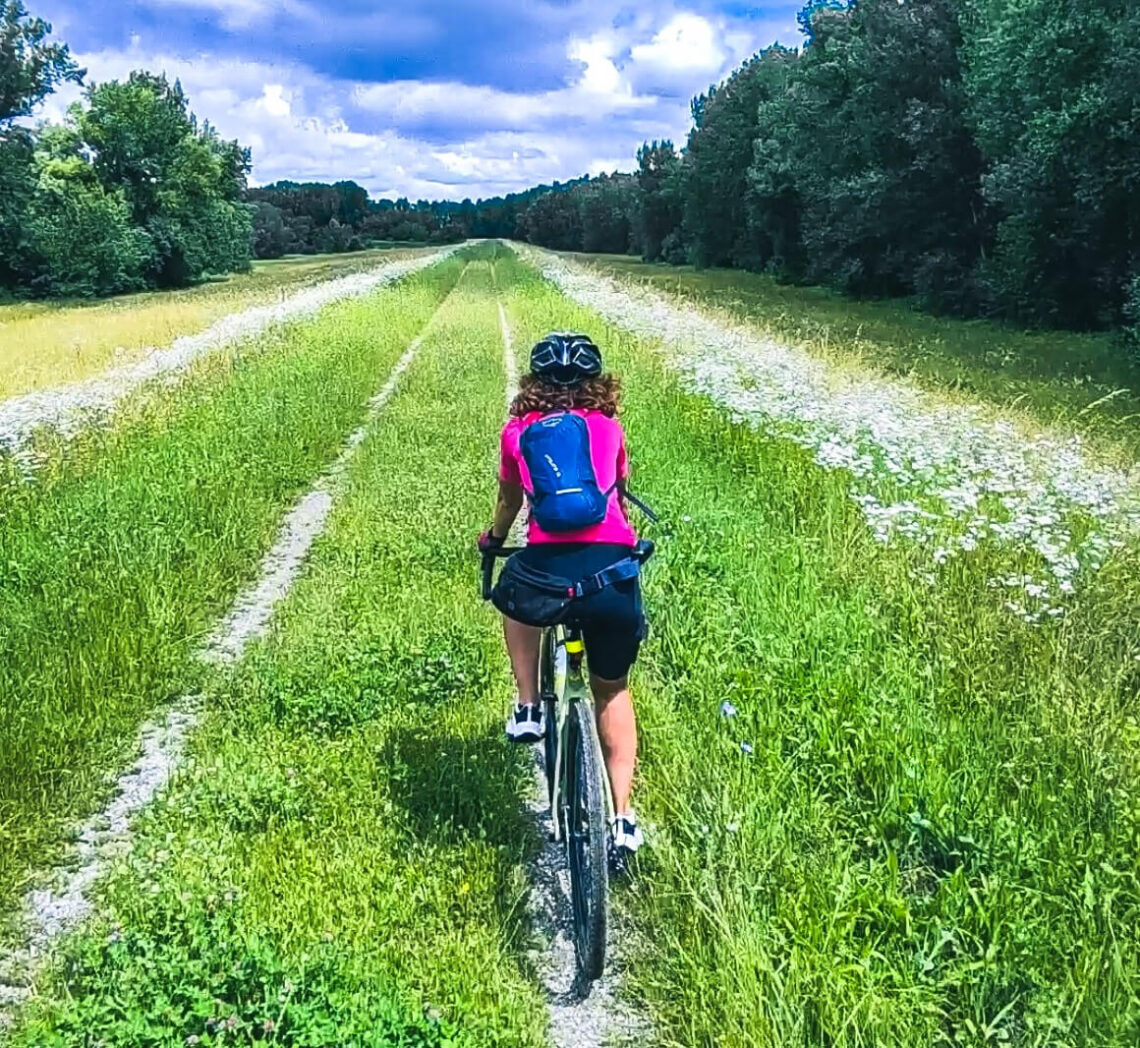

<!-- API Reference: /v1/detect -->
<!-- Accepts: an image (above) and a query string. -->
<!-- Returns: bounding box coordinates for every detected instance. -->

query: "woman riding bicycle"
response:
[479,332,646,864]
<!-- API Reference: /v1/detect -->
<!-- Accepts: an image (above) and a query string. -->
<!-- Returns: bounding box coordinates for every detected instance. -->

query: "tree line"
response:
[4,0,1139,347]
[501,0,1140,339]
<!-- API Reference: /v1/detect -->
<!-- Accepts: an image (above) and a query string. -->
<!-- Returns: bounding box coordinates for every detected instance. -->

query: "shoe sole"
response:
[506,731,544,744]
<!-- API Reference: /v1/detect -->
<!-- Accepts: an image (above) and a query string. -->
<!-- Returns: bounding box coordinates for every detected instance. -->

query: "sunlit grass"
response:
[0,248,430,401]
[505,252,1140,1046]
[6,244,1138,1046]
[9,249,546,1047]
[570,253,1140,456]
[0,258,464,915]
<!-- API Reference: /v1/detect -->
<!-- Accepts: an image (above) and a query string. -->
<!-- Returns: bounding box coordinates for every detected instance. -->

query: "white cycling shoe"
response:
[505,701,545,744]
[609,812,645,871]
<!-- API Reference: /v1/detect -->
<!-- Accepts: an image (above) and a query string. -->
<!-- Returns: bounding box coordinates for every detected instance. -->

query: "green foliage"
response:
[0,0,81,123]
[752,0,986,307]
[961,0,1140,326]
[21,147,151,296]
[17,903,465,1048]
[1123,273,1140,362]
[635,140,684,262]
[0,9,249,298]
[685,46,795,269]
[75,72,252,286]
[246,182,471,257]
[251,200,295,259]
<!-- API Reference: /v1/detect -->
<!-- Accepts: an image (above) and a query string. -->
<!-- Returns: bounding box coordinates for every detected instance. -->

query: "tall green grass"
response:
[505,252,1140,1046]
[0,258,464,915]
[8,250,546,1046]
[9,244,1138,1046]
[573,254,1140,456]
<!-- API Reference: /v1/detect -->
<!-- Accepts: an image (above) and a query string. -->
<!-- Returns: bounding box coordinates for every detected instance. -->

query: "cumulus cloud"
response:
[29,0,802,199]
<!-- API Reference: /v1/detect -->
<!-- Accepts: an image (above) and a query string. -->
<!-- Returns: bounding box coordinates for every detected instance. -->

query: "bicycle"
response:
[482,547,612,981]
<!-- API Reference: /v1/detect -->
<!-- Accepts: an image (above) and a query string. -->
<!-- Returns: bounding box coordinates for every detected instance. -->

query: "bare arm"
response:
[492,479,524,540]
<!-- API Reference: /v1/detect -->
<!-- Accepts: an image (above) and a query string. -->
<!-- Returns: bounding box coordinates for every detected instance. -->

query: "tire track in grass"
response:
[496,295,647,1048]
[0,277,461,1029]
[4,254,546,1047]
[0,247,459,477]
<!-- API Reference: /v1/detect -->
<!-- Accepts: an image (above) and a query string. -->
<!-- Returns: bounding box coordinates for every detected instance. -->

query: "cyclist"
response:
[479,332,646,863]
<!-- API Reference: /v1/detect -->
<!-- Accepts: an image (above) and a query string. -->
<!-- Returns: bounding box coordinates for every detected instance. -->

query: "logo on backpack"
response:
[519,412,613,532]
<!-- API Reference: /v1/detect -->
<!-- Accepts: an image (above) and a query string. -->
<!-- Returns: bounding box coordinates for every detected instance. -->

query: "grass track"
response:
[0,249,431,401]
[501,252,1140,1046]
[0,257,464,917]
[6,243,1140,1046]
[7,247,548,1046]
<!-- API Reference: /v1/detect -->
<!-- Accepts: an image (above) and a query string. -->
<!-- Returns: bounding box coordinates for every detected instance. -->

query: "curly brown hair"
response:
[509,373,621,417]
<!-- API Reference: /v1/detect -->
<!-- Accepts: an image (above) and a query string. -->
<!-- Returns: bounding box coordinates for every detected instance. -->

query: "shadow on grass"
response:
[380,720,548,985]
[381,720,539,853]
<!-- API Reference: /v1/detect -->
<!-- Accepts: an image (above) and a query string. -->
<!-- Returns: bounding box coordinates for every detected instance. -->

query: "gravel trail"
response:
[0,247,457,476]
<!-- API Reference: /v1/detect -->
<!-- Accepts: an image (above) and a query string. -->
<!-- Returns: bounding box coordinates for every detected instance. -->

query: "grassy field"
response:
[570,253,1140,456]
[9,247,547,1047]
[0,256,464,915]
[504,254,1140,1045]
[0,248,429,401]
[3,242,1139,1046]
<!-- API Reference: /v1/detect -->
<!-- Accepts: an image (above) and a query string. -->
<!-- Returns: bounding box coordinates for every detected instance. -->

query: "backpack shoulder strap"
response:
[617,483,659,523]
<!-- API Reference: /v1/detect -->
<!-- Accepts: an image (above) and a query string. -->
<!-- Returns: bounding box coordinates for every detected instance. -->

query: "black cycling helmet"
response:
[529,332,602,387]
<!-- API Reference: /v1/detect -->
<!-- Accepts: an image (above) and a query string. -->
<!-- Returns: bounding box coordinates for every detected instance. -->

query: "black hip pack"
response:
[491,540,654,628]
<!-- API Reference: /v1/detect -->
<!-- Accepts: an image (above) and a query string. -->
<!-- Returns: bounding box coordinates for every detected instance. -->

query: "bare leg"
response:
[591,674,636,815]
[504,616,541,706]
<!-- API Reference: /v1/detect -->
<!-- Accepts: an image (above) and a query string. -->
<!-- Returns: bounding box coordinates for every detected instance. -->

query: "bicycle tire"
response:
[564,701,608,980]
[538,630,560,810]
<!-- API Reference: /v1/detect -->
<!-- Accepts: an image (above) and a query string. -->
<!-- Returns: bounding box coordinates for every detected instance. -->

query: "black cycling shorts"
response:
[515,542,646,681]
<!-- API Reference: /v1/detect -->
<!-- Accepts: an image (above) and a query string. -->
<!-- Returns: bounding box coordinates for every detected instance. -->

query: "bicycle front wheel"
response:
[563,701,608,980]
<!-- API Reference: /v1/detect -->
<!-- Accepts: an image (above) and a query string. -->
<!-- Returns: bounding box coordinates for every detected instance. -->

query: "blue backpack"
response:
[520,412,614,532]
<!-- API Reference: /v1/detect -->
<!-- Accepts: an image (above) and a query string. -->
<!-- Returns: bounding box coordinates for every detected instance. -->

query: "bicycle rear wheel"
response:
[563,700,608,980]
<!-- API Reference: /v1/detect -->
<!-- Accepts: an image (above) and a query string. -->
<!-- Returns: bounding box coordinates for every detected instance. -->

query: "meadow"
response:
[571,254,1140,457]
[0,256,464,916]
[0,247,428,400]
[1,242,1138,1046]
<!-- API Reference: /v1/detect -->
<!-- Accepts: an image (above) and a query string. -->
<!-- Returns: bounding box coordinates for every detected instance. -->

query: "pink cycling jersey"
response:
[499,409,637,546]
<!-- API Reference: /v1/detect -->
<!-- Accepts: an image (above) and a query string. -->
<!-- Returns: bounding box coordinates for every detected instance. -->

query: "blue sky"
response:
[33,0,803,200]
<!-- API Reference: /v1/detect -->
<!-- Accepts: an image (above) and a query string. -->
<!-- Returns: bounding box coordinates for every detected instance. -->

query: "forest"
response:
[2,0,1138,343]
[499,0,1140,336]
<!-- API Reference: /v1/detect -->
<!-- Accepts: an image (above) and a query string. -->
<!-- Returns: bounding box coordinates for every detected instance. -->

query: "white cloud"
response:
[28,5,798,199]
[630,13,726,75]
[258,84,291,118]
[568,33,624,96]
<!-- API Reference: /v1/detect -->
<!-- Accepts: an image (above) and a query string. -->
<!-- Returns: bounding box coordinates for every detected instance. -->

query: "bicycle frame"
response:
[544,625,615,843]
